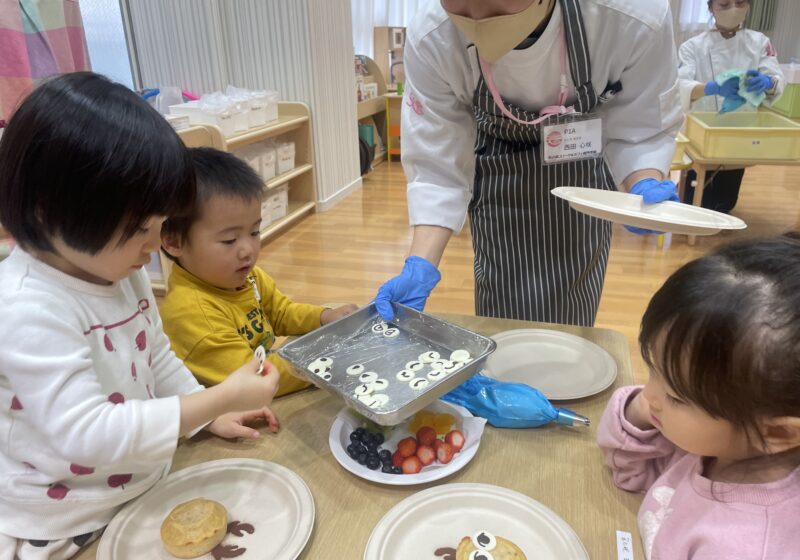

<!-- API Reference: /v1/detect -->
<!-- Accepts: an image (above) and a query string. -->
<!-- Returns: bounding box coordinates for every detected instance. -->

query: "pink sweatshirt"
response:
[598,386,800,560]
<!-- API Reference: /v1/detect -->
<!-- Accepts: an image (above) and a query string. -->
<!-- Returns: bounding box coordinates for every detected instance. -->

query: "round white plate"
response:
[484,329,617,400]
[364,483,588,560]
[97,459,314,560]
[551,186,747,235]
[329,401,486,486]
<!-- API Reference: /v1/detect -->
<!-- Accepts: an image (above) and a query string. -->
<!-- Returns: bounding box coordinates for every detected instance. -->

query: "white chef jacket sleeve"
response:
[757,35,785,105]
[601,11,683,187]
[677,38,705,113]
[402,37,477,232]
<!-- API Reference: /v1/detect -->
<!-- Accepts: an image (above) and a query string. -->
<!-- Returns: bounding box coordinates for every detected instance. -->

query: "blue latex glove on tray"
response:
[374,256,441,321]
[624,178,679,235]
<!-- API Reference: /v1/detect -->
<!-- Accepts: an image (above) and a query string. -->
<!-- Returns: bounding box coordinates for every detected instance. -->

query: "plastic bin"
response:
[260,198,273,229]
[234,146,262,177]
[276,141,296,174]
[249,91,279,127]
[771,83,800,119]
[169,100,235,137]
[261,142,277,182]
[685,111,800,160]
[267,185,289,222]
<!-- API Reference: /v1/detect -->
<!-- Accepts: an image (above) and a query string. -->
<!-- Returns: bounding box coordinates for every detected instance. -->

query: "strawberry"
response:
[397,436,418,458]
[416,426,437,447]
[391,450,405,468]
[445,430,465,452]
[401,455,422,474]
[436,441,455,464]
[416,445,435,466]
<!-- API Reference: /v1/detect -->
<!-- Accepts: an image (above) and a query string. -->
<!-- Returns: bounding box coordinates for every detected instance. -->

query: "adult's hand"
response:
[625,178,679,235]
[745,70,773,94]
[374,256,441,320]
[704,77,740,98]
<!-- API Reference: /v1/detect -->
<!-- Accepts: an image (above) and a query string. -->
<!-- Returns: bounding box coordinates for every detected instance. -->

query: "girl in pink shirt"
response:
[598,234,800,560]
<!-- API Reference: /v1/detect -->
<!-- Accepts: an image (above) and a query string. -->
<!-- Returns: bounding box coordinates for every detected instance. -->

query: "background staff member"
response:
[678,0,784,213]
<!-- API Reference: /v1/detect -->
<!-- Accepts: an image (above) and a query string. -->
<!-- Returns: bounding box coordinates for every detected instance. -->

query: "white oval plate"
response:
[329,400,486,486]
[484,329,617,400]
[551,186,747,235]
[97,459,314,560]
[364,483,588,560]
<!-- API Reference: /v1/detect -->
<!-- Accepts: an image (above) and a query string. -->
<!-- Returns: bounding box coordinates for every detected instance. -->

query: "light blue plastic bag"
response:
[441,373,588,429]
[715,69,766,114]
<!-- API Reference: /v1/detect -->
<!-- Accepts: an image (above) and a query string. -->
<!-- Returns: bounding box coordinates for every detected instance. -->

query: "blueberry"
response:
[373,433,385,445]
[391,466,402,474]
[366,457,381,470]
[349,432,361,443]
[358,432,371,443]
[366,443,378,454]
[381,464,394,473]
[357,453,368,465]
[354,427,366,436]
[378,449,392,461]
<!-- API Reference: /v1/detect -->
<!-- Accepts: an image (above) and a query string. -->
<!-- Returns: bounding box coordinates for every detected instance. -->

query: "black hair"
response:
[161,147,263,244]
[640,233,800,446]
[0,72,194,254]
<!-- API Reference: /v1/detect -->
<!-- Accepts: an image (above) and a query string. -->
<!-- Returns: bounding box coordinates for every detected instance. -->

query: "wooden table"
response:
[77,314,644,559]
[681,144,800,245]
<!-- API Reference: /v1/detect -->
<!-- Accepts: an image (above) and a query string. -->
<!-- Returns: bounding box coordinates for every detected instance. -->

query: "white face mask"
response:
[444,0,555,63]
[714,5,749,31]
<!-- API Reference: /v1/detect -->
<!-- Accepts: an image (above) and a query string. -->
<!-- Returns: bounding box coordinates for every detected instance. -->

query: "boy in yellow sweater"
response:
[160,147,357,396]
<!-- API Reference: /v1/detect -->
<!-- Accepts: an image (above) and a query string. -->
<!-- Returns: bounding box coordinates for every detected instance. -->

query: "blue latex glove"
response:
[374,256,441,320]
[745,70,773,94]
[704,77,740,98]
[441,373,587,428]
[625,178,679,235]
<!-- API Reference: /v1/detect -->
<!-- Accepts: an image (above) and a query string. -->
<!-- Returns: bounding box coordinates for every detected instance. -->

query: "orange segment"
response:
[433,413,455,435]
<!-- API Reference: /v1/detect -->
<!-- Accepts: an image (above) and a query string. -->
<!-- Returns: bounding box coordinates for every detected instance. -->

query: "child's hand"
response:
[321,304,358,325]
[624,390,656,431]
[220,357,280,411]
[207,406,280,439]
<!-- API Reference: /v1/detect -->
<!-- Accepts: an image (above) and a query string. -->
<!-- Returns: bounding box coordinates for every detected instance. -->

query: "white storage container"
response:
[781,63,800,84]
[276,141,296,175]
[268,185,289,222]
[261,141,277,182]
[230,100,249,132]
[260,198,273,229]
[169,100,235,137]
[234,146,262,177]
[249,91,280,127]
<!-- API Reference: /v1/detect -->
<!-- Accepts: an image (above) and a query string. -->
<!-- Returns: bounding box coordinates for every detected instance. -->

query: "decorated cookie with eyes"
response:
[434,531,526,560]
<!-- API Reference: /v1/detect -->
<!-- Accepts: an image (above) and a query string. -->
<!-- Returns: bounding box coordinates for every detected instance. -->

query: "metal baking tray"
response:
[277,303,496,425]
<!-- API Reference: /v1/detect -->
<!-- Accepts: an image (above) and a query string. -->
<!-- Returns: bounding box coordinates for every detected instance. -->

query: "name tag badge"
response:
[542,117,603,164]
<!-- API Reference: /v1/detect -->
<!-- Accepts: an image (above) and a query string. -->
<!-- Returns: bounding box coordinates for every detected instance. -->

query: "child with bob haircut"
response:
[598,233,800,559]
[0,72,279,559]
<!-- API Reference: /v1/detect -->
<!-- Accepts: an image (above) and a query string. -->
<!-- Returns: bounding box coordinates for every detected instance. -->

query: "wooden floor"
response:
[259,160,800,384]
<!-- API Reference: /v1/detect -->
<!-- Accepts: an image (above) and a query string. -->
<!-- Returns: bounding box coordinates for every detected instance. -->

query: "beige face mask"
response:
[445,0,555,63]
[714,6,749,31]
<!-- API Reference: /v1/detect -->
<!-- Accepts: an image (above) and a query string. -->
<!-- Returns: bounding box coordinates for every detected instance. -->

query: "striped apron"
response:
[468,0,616,327]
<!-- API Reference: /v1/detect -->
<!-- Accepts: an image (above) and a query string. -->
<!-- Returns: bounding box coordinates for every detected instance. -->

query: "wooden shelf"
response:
[260,201,316,241]
[357,96,386,120]
[266,163,313,191]
[226,115,309,150]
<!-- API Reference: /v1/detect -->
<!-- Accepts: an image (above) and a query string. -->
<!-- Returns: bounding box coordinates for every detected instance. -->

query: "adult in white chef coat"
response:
[373,0,683,326]
[678,0,784,213]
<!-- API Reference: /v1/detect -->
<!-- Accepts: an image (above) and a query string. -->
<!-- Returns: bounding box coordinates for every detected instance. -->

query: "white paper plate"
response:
[364,483,588,560]
[551,186,747,235]
[329,400,486,486]
[97,459,314,560]
[484,329,617,400]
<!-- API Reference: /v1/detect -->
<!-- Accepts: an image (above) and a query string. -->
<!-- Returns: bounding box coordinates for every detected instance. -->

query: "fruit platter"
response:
[328,400,487,485]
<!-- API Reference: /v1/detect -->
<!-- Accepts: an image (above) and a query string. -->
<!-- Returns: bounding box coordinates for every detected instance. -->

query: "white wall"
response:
[126,0,360,208]
[770,0,800,63]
